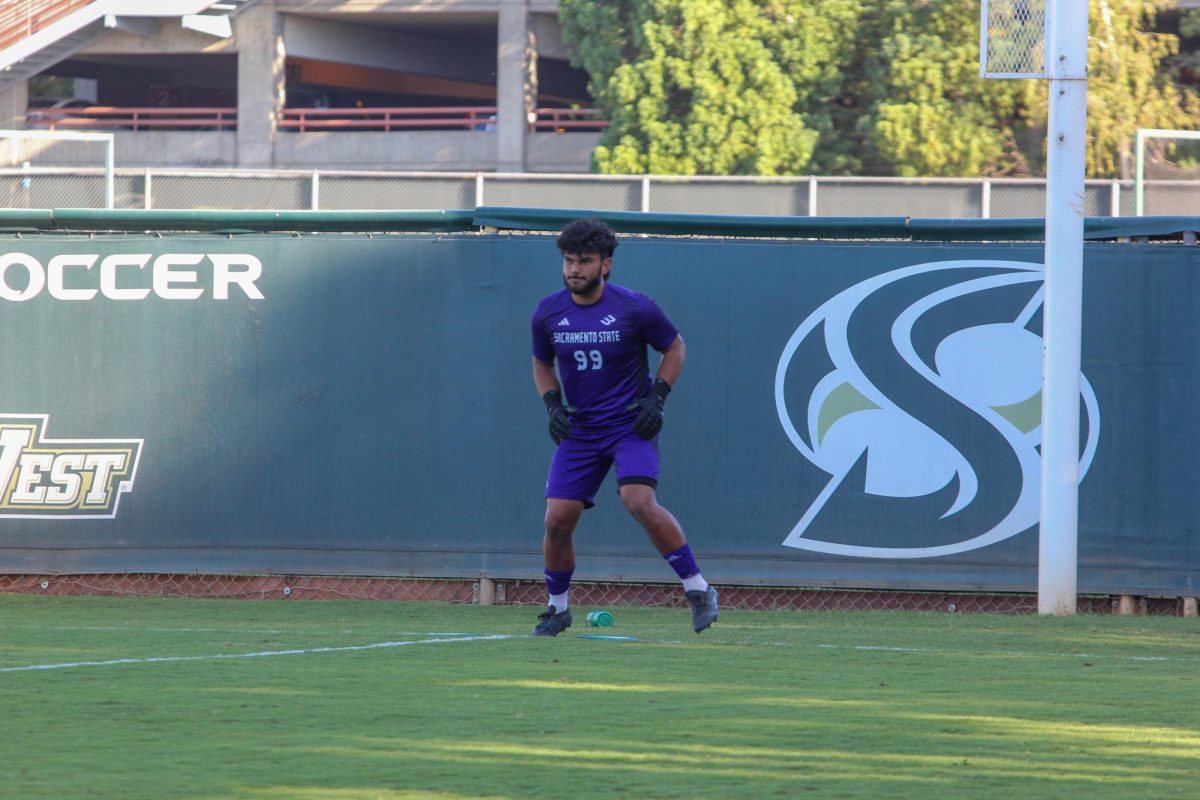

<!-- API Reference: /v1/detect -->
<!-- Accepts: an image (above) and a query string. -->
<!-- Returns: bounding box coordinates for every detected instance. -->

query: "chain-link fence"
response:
[317,172,476,210]
[649,177,809,216]
[2,573,1194,616]
[1,167,1191,218]
[483,174,644,212]
[1143,181,1200,216]
[1,167,111,208]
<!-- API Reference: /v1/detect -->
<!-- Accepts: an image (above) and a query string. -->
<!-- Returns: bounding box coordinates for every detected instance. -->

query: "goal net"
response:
[1134,129,1200,216]
[0,129,115,209]
[980,0,1048,78]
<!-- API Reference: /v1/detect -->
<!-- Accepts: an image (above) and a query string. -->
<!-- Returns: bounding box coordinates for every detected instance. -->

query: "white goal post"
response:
[981,0,1088,615]
[1134,128,1200,217]
[0,129,115,209]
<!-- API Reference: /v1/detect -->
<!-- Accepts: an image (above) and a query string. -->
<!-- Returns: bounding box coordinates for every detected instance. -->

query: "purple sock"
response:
[663,543,701,580]
[544,568,574,596]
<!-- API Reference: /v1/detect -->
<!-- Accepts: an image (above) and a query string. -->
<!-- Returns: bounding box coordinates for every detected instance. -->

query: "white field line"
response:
[3,629,1193,672]
[0,634,513,674]
[0,626,491,635]
[662,638,1195,662]
[0,625,287,634]
[819,644,939,653]
[809,642,1187,662]
[656,639,1195,663]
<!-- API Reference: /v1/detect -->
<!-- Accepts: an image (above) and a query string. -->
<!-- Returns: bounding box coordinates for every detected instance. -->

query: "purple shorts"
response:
[545,427,660,509]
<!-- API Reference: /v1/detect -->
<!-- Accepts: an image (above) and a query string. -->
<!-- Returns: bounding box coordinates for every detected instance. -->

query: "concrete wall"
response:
[525,131,598,173]
[273,130,598,171]
[77,130,598,171]
[117,132,239,167]
[18,0,592,171]
[236,2,286,167]
[282,15,495,83]
[80,25,236,56]
[275,131,497,171]
[273,0,559,14]
[0,81,28,130]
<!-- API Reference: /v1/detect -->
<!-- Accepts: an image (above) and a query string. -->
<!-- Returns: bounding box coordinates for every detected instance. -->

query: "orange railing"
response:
[279,106,498,132]
[26,106,237,130]
[279,106,608,133]
[25,105,608,132]
[0,0,95,52]
[532,107,609,131]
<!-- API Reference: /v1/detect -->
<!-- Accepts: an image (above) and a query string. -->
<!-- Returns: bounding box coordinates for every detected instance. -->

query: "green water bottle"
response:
[586,610,614,627]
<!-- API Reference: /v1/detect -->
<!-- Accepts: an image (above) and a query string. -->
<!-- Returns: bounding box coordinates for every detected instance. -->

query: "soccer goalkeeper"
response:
[528,218,718,637]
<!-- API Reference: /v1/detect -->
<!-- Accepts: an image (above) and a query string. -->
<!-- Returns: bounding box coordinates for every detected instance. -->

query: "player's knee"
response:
[545,521,573,543]
[619,486,657,522]
[544,510,578,542]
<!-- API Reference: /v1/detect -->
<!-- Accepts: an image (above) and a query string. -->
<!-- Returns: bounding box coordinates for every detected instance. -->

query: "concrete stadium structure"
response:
[3,1,1198,178]
[0,0,599,172]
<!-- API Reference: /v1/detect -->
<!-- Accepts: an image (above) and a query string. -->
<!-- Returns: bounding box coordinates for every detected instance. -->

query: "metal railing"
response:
[278,106,494,133]
[26,105,237,131]
[0,0,92,52]
[4,167,1196,218]
[532,107,609,131]
[27,105,608,133]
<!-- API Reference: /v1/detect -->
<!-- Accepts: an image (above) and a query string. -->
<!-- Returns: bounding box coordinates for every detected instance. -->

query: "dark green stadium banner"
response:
[0,233,1197,595]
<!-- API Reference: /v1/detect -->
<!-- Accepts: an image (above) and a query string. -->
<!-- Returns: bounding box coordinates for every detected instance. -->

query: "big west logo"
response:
[0,414,142,518]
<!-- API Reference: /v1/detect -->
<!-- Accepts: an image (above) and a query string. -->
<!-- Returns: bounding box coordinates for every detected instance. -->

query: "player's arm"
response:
[533,357,575,444]
[532,356,560,396]
[655,334,686,388]
[631,334,685,439]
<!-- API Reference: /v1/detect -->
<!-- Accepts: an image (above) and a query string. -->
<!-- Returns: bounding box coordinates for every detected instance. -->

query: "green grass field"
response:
[2,594,1198,799]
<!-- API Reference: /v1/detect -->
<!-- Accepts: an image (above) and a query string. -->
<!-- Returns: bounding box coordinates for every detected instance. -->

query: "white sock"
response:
[682,574,709,593]
[549,592,569,611]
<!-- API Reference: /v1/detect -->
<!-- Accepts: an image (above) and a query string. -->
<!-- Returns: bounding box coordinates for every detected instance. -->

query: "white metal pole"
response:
[104,141,115,209]
[1038,0,1088,615]
[1134,128,1146,216]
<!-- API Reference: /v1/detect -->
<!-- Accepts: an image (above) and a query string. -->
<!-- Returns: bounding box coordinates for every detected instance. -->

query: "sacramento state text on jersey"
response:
[552,330,623,344]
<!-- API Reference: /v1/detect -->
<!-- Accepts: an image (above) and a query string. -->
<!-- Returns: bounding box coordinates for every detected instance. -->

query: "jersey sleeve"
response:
[531,307,555,363]
[637,295,680,352]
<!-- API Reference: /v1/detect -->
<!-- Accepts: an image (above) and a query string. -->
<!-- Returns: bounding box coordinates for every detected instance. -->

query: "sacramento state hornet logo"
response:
[775,260,1099,558]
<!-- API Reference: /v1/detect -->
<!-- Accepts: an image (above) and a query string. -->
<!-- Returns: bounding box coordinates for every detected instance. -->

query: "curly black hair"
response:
[556,218,619,259]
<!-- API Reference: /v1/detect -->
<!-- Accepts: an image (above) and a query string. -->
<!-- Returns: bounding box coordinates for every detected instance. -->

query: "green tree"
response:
[561,0,1197,178]
[859,1,1036,176]
[757,0,868,174]
[556,0,638,86]
[560,0,821,175]
[1174,8,1200,78]
[1073,0,1198,178]
[864,0,1197,178]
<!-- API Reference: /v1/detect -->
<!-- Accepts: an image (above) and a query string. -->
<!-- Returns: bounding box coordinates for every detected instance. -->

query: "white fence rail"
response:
[2,168,1198,217]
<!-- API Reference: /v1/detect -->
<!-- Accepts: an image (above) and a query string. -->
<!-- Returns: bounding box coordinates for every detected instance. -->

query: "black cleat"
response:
[531,605,573,637]
[686,586,719,633]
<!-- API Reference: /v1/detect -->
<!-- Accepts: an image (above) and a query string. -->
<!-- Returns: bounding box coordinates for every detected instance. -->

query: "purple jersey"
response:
[532,283,679,433]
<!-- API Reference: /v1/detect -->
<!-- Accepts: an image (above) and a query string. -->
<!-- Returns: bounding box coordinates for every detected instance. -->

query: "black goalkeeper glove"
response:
[543,390,576,444]
[628,378,672,439]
